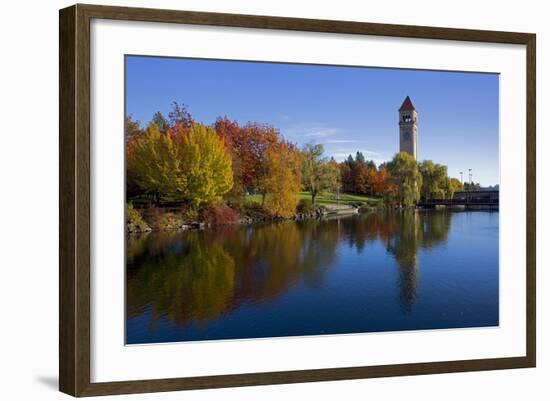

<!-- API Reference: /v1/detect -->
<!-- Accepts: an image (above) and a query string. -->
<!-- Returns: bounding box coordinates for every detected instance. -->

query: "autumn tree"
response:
[125,115,144,197]
[353,162,370,194]
[301,143,340,204]
[386,152,422,207]
[242,122,280,196]
[339,161,353,193]
[180,123,234,206]
[339,152,377,195]
[214,117,246,196]
[126,123,187,202]
[261,142,302,217]
[372,166,390,196]
[215,119,280,198]
[127,121,233,205]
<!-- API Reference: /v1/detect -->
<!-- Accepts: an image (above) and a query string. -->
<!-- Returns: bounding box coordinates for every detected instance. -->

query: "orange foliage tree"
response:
[215,118,280,197]
[373,167,391,196]
[260,141,302,217]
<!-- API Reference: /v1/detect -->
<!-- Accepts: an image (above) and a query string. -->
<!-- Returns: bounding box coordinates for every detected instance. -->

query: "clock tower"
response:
[399,96,418,160]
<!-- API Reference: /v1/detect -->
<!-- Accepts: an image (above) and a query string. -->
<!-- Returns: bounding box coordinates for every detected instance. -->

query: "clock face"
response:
[404,131,411,141]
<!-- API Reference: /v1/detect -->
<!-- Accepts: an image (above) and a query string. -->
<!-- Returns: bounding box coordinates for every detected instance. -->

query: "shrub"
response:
[180,206,198,223]
[157,213,184,230]
[126,203,151,233]
[296,198,315,214]
[240,201,272,220]
[142,204,184,231]
[200,204,239,226]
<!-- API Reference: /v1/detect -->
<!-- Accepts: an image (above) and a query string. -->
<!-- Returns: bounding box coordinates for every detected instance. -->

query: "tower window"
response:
[403,115,412,123]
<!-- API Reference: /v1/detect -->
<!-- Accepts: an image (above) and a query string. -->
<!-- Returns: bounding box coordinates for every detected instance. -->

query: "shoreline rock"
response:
[127,204,384,234]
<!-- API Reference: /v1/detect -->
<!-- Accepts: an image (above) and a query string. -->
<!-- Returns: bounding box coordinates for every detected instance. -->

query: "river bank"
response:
[127,201,382,234]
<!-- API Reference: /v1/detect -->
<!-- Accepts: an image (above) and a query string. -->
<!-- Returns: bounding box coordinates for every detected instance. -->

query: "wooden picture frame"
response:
[59,3,536,397]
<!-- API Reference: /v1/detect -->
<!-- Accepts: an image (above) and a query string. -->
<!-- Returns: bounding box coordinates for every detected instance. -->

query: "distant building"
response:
[399,96,418,160]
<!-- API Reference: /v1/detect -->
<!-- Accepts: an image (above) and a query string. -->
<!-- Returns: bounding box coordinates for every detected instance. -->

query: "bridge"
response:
[418,190,499,209]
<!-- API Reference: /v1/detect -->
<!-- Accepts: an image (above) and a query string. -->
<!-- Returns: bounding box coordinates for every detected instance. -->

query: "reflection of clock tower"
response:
[399,96,418,160]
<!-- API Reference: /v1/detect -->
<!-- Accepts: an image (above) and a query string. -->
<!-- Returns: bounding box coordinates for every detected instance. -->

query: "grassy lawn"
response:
[246,192,381,207]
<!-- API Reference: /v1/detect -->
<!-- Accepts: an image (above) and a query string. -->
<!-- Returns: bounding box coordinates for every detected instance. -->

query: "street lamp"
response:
[460,171,463,185]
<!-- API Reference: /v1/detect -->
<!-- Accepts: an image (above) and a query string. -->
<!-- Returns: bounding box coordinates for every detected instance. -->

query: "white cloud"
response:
[283,124,343,139]
[324,139,356,144]
[303,128,343,138]
[330,149,388,166]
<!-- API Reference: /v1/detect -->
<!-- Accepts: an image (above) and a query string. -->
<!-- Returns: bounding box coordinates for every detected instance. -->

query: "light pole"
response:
[460,171,463,186]
[468,168,472,187]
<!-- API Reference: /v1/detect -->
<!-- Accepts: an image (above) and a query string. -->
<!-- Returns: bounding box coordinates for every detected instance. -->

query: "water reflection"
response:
[127,220,340,326]
[127,210,498,343]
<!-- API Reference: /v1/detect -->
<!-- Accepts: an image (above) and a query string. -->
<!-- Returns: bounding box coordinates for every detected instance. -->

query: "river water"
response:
[126,210,499,344]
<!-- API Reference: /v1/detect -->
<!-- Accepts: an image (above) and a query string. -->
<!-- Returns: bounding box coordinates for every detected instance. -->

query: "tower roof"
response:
[399,96,416,111]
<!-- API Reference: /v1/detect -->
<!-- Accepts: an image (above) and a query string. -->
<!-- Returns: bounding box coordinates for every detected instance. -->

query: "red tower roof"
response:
[399,96,416,111]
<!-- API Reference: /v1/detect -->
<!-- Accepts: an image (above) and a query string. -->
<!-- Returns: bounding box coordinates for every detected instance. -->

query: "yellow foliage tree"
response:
[261,142,302,218]
[127,122,233,205]
[180,123,234,206]
[127,123,187,201]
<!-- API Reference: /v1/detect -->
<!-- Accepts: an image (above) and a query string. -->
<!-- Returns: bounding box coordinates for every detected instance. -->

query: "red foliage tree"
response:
[373,167,390,196]
[353,163,370,194]
[339,162,354,193]
[214,118,281,195]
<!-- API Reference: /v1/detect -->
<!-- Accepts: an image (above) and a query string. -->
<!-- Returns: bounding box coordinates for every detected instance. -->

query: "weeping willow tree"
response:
[386,152,422,207]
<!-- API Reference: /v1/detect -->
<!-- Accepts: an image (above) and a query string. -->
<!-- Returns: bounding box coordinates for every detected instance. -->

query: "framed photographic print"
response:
[59,4,536,397]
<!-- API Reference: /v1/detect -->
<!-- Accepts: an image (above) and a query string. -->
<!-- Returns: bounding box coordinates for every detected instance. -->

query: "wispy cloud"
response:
[303,128,343,138]
[280,123,388,165]
[330,149,387,166]
[279,114,292,122]
[283,124,343,139]
[331,150,382,157]
[324,139,356,144]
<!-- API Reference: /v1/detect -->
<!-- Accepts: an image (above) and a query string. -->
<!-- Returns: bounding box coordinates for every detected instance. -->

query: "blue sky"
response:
[126,56,499,186]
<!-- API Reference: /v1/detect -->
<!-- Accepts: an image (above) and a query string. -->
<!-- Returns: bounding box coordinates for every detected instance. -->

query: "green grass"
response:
[246,192,381,207]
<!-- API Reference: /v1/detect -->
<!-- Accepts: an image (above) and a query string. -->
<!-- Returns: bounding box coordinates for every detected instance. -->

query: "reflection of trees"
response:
[385,210,451,311]
[126,210,452,328]
[340,210,452,311]
[127,233,235,327]
[127,219,340,327]
[298,219,340,287]
[226,222,307,305]
[386,212,422,311]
